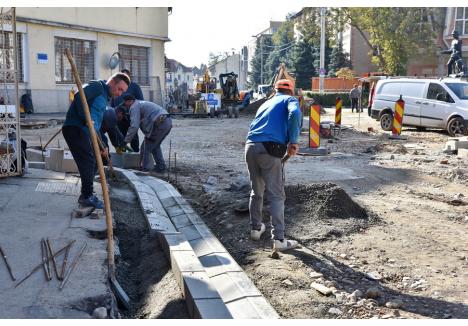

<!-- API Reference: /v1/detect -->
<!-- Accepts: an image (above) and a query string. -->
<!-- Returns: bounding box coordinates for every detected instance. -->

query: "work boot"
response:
[273,239,299,252]
[250,223,266,241]
[78,194,104,209]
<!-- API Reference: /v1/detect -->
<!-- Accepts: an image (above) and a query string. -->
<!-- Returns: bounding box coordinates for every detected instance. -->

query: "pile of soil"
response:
[110,182,189,319]
[365,143,408,154]
[285,183,377,244]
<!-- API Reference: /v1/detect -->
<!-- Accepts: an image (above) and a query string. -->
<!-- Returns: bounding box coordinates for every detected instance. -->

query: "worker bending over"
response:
[122,95,172,173]
[62,73,130,209]
[245,79,301,251]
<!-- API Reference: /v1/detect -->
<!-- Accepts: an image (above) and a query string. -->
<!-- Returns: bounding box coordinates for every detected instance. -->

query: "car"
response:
[370,77,468,136]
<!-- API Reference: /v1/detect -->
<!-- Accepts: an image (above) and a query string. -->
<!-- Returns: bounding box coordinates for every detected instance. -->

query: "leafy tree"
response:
[329,7,445,75]
[249,35,273,88]
[264,20,295,83]
[328,40,352,76]
[292,39,316,89]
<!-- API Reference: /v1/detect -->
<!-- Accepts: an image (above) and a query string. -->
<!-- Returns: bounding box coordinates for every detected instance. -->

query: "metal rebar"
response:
[60,240,73,281]
[46,238,61,280]
[0,245,16,281]
[39,136,44,161]
[168,139,172,181]
[41,239,52,281]
[60,242,87,290]
[15,240,75,288]
[174,152,177,186]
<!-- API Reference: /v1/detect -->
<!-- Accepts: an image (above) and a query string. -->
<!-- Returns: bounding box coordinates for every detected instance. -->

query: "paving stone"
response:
[182,271,221,317]
[158,232,193,258]
[210,272,262,303]
[189,236,227,257]
[171,213,194,229]
[179,225,203,241]
[199,252,243,277]
[193,298,232,319]
[171,251,205,286]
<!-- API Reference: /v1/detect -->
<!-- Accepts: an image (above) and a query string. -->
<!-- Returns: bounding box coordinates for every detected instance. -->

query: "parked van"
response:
[370,78,468,136]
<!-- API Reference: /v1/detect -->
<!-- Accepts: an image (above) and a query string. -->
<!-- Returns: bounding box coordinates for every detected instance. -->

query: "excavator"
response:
[219,72,240,118]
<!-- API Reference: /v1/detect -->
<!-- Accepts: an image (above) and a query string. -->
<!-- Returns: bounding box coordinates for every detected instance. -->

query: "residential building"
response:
[208,52,248,91]
[0,7,169,113]
[165,58,195,94]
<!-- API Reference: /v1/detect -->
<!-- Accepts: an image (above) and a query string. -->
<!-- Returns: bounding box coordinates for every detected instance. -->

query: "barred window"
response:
[455,7,468,35]
[118,44,149,86]
[55,37,95,83]
[0,32,23,82]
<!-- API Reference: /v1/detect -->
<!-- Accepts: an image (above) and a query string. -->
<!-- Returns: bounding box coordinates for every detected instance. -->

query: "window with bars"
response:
[55,37,95,83]
[0,32,23,82]
[455,7,468,35]
[118,44,149,86]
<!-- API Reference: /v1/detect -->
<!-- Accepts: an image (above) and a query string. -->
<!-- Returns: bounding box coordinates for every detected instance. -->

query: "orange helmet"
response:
[275,79,294,92]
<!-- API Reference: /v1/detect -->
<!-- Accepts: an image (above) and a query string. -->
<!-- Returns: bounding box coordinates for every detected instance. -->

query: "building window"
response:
[455,7,468,35]
[55,37,95,83]
[118,44,149,86]
[0,32,23,82]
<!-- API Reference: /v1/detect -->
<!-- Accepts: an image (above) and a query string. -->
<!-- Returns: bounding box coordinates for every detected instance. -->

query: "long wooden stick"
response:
[15,240,75,288]
[46,238,61,280]
[59,241,73,281]
[65,49,115,277]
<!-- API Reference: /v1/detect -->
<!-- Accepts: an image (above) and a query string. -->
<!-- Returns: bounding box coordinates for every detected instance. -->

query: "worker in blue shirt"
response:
[245,79,301,252]
[62,73,129,209]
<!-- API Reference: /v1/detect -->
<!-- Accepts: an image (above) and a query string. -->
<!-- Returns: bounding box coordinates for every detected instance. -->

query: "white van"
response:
[370,78,468,136]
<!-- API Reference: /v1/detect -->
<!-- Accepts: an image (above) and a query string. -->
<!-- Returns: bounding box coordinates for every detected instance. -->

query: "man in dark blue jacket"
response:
[111,69,144,152]
[245,79,301,252]
[62,73,129,209]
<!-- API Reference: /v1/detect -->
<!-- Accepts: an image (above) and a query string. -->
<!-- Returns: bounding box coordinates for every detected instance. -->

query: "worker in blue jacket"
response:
[245,79,301,252]
[62,73,129,209]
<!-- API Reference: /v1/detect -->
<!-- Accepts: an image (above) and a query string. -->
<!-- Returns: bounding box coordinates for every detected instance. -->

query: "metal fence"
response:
[1,7,22,178]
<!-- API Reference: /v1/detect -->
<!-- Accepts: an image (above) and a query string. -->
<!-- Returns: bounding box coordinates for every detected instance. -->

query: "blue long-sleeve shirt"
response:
[246,92,301,145]
[63,80,110,134]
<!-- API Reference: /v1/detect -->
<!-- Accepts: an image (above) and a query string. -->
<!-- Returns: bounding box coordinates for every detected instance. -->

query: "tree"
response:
[328,40,352,76]
[249,35,273,88]
[329,7,445,75]
[292,39,316,89]
[264,20,295,83]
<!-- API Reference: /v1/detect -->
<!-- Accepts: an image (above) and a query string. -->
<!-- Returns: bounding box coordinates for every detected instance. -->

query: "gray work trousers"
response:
[140,117,172,170]
[245,142,286,240]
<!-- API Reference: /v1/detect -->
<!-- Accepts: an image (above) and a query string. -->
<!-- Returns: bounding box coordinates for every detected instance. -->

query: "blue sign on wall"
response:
[37,53,48,64]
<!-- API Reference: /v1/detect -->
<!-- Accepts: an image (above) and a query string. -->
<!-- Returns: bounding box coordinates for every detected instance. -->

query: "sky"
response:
[165,1,303,68]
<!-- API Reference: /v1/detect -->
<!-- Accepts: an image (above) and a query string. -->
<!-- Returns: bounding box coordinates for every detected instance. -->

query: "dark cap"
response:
[123,94,135,101]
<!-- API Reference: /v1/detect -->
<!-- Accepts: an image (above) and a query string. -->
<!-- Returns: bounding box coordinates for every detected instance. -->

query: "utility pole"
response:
[319,7,326,94]
[260,36,263,85]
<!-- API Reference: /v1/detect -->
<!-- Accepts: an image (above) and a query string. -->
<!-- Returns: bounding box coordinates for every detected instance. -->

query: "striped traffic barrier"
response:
[309,104,321,148]
[335,96,342,126]
[391,95,405,139]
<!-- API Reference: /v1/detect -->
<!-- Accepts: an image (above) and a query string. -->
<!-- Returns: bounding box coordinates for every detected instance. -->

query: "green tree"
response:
[293,39,316,89]
[328,40,352,76]
[329,7,445,75]
[264,20,295,83]
[249,35,273,88]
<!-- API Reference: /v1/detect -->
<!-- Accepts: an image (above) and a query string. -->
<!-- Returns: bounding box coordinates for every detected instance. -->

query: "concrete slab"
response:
[458,148,468,158]
[0,175,109,318]
[28,161,46,169]
[226,296,280,319]
[189,236,227,258]
[193,298,233,319]
[158,232,193,258]
[199,253,243,277]
[209,272,263,303]
[171,213,195,229]
[178,224,203,241]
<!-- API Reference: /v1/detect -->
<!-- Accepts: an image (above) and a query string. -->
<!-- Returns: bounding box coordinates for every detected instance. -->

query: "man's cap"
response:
[275,79,294,92]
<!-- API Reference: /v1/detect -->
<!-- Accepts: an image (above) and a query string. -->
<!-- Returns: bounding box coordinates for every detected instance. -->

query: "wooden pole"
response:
[64,49,115,277]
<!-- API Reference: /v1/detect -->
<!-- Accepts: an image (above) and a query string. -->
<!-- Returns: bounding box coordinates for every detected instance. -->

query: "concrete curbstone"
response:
[226,296,280,319]
[171,252,206,287]
[189,236,227,258]
[178,224,203,241]
[209,272,263,304]
[193,298,233,319]
[199,252,243,277]
[182,271,223,317]
[171,213,195,229]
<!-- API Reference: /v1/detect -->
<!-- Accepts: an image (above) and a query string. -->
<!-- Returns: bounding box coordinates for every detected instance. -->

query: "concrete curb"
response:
[114,168,232,319]
[115,168,279,318]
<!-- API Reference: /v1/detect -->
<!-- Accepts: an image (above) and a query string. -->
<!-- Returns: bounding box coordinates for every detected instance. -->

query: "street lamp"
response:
[252,34,263,85]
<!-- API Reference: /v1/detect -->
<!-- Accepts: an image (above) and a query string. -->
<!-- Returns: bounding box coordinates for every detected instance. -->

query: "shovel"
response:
[65,48,129,309]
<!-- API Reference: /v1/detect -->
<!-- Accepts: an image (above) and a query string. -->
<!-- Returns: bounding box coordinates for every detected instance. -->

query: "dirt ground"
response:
[20,109,468,319]
[163,109,468,319]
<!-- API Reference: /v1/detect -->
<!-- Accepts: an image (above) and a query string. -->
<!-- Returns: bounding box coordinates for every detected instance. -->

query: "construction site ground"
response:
[15,108,468,319]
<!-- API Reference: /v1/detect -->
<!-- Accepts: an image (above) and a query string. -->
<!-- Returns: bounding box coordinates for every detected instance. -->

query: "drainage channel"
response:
[109,180,189,319]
